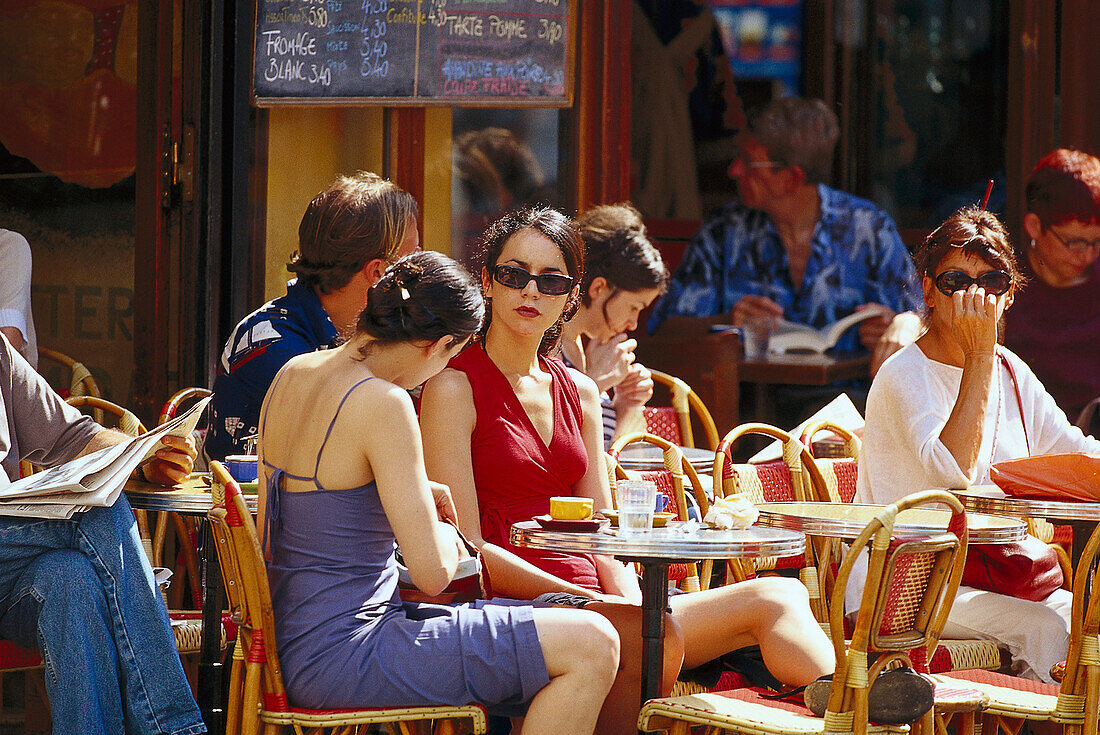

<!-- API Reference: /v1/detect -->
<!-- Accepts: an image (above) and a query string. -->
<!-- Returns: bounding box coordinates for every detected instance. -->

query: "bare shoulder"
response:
[422,367,473,405]
[421,368,476,427]
[344,374,416,417]
[565,366,601,407]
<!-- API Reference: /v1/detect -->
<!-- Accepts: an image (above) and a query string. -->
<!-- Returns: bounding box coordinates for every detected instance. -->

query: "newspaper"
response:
[748,393,864,464]
[0,397,212,519]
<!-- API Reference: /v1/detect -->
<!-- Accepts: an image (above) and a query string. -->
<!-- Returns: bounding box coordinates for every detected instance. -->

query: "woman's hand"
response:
[950,286,1001,358]
[430,481,459,524]
[584,333,637,393]
[441,520,472,560]
[611,363,653,412]
[141,434,196,486]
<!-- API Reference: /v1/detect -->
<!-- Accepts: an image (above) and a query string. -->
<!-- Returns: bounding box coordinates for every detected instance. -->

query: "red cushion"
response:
[946,668,1060,696]
[0,639,41,669]
[643,407,682,445]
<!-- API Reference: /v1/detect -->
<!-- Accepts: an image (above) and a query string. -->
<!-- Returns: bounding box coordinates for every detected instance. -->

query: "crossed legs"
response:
[670,576,834,684]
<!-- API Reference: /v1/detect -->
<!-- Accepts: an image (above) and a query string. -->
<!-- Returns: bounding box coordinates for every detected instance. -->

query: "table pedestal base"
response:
[621,557,672,735]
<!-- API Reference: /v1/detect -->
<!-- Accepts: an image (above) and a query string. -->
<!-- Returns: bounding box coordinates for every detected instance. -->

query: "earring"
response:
[1029,238,1036,249]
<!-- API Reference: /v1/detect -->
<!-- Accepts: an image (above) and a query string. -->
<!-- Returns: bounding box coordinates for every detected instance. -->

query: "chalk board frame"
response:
[251,0,577,108]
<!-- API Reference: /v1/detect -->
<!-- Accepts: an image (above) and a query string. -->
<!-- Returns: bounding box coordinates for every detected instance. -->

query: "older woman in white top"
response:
[856,205,1100,682]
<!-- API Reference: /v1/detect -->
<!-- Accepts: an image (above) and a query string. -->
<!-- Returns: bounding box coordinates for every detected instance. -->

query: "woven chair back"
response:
[646,369,720,450]
[608,432,712,591]
[800,421,861,503]
[642,406,683,446]
[827,490,968,725]
[712,424,831,603]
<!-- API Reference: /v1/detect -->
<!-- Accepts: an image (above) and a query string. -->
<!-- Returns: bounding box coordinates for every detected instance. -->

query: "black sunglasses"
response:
[934,270,1012,297]
[492,264,575,296]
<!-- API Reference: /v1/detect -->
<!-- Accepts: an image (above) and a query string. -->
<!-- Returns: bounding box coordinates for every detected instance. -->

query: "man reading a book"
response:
[648,98,924,378]
[0,333,206,734]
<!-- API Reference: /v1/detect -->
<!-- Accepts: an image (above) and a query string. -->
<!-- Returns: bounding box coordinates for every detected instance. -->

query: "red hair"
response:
[1024,148,1100,227]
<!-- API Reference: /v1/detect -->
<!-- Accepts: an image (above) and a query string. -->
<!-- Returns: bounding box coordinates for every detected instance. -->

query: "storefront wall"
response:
[2,0,1096,413]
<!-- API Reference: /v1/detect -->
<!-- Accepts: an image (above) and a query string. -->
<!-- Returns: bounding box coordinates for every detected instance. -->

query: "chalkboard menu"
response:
[253,0,575,106]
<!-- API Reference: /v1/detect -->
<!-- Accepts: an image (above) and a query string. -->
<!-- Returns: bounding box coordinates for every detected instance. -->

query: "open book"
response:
[768,307,889,354]
[0,397,211,519]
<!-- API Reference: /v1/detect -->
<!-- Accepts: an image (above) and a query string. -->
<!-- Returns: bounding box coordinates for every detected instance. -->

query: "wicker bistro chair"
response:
[156,389,212,609]
[37,346,102,401]
[207,462,487,735]
[799,421,862,504]
[608,432,712,592]
[794,421,1003,677]
[643,369,720,450]
[712,424,832,620]
[933,520,1100,735]
[61,397,222,656]
[638,489,972,735]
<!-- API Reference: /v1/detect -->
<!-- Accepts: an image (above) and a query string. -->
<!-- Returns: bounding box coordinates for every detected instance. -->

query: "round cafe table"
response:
[616,443,714,473]
[126,475,258,734]
[510,519,804,727]
[952,486,1100,567]
[755,501,1027,544]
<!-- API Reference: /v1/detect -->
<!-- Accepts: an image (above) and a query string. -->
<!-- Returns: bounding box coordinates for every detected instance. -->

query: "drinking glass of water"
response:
[616,480,658,536]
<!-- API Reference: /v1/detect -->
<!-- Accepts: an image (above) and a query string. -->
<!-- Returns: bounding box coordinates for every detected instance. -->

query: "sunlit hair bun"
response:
[575,202,668,307]
[357,251,484,351]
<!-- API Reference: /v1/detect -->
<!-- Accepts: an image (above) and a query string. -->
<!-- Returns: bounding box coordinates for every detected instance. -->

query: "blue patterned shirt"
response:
[648,184,922,352]
[206,280,340,461]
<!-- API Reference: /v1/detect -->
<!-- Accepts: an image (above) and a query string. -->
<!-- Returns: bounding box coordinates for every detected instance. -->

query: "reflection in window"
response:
[868,1,1008,229]
[450,109,563,268]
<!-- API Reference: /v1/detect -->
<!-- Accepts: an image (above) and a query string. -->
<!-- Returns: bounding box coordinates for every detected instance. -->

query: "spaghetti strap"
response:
[262,374,374,547]
[312,376,375,479]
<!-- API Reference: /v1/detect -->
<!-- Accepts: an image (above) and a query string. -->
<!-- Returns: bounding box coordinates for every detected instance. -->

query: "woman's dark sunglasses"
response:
[934,270,1012,296]
[492,264,575,296]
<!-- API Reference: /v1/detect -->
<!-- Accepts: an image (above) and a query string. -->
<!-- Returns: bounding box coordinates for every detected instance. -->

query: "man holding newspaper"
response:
[0,334,206,734]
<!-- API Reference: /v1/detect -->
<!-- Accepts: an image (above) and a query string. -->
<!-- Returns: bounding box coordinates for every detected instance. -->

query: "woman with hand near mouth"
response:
[420,206,833,734]
[560,203,668,448]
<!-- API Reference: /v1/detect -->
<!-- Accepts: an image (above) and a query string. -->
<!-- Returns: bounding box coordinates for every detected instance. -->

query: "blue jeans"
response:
[0,497,206,735]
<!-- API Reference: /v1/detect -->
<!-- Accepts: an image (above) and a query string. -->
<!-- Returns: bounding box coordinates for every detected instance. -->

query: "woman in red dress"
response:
[420,207,833,734]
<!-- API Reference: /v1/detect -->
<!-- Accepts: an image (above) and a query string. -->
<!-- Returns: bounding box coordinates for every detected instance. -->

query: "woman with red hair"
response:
[1005,149,1100,431]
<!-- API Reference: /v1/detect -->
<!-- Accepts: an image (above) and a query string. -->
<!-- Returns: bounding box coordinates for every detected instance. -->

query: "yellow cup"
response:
[549,497,593,520]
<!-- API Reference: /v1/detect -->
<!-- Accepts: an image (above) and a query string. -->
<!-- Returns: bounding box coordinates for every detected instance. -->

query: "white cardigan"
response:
[856,342,1100,505]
